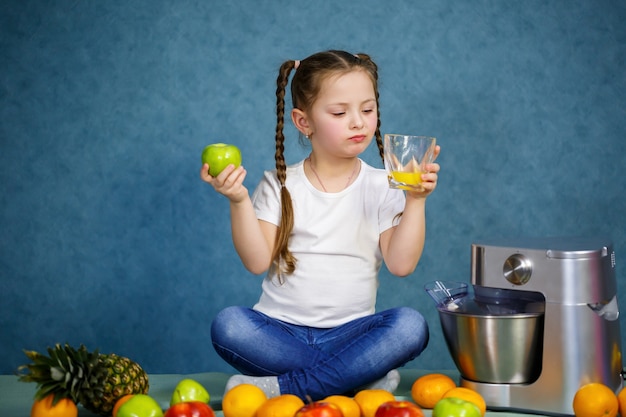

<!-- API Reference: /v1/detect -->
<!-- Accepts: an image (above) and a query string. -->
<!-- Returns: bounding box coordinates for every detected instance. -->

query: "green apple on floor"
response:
[117,394,163,417]
[170,379,210,406]
[433,398,481,417]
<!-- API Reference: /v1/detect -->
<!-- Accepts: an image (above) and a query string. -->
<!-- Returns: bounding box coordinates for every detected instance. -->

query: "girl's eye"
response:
[363,109,374,113]
[332,112,345,116]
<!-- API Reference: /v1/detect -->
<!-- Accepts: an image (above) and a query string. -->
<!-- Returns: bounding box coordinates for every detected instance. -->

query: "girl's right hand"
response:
[200,163,249,203]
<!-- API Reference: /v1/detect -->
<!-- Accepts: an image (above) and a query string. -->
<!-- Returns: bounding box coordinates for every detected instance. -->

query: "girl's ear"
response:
[291,108,311,136]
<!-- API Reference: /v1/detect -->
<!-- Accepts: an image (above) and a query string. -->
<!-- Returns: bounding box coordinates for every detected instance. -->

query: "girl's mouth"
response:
[349,135,366,143]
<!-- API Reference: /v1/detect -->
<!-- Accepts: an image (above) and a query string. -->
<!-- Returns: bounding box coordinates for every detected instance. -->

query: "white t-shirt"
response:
[251,159,405,328]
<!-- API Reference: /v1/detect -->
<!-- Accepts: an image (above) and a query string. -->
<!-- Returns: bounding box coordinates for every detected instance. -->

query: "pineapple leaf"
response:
[52,391,68,406]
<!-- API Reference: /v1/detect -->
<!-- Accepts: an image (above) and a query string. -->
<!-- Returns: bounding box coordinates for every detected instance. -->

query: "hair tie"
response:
[294,60,300,69]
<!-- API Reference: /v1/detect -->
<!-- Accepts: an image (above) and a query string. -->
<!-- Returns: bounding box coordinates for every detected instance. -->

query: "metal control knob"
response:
[503,253,532,285]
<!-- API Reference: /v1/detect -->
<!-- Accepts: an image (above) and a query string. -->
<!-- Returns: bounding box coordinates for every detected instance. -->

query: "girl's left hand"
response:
[407,145,440,199]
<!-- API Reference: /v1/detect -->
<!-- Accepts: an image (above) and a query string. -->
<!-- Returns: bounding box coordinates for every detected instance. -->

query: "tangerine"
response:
[256,394,305,417]
[222,383,268,417]
[31,394,78,417]
[572,383,618,417]
[323,395,361,417]
[442,387,487,416]
[411,373,457,408]
[354,389,396,417]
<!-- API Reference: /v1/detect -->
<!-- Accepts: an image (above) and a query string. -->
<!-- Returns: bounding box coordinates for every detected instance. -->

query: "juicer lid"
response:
[472,236,612,260]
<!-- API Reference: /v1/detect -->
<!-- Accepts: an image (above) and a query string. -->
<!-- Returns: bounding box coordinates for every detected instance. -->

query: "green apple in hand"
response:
[170,378,210,406]
[201,143,242,176]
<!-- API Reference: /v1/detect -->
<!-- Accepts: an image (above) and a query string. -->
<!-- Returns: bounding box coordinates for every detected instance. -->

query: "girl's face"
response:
[297,70,377,160]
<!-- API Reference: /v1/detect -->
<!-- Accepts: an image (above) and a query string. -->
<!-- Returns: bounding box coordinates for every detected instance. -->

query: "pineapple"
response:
[17,343,149,416]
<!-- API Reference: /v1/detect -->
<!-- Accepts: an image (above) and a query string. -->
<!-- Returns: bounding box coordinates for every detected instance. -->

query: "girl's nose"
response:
[350,112,365,129]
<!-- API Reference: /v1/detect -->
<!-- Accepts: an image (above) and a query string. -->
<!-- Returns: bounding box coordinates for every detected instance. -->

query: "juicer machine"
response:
[448,237,623,415]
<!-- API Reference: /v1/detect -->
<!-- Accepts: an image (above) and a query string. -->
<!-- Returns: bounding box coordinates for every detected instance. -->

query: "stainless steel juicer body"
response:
[462,237,622,415]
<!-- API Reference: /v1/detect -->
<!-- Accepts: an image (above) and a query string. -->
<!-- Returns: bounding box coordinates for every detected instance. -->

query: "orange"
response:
[618,388,626,417]
[572,383,618,417]
[113,394,134,417]
[222,383,268,417]
[256,394,305,417]
[442,387,487,416]
[411,373,457,408]
[354,389,396,417]
[31,394,78,417]
[322,395,361,417]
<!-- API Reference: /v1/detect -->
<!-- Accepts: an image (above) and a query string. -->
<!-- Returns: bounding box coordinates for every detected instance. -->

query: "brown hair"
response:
[272,50,384,279]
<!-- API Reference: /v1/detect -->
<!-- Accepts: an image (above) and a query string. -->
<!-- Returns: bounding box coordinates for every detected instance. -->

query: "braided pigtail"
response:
[272,60,298,281]
[372,72,384,164]
[355,53,384,163]
[353,53,403,220]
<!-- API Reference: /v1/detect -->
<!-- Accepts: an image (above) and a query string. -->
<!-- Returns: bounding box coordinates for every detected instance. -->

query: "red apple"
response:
[201,143,242,176]
[375,400,424,417]
[163,401,215,417]
[295,401,344,417]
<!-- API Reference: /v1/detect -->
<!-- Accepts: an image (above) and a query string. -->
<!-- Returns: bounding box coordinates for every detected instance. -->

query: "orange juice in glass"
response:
[384,134,436,191]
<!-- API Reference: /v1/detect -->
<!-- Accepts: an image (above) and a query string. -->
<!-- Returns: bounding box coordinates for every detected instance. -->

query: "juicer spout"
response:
[424,281,469,310]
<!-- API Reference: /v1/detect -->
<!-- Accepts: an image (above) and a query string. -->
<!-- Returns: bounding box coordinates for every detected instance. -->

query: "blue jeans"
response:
[210,306,429,400]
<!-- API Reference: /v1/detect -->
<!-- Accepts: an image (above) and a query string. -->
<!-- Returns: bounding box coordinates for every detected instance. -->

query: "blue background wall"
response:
[1,0,625,375]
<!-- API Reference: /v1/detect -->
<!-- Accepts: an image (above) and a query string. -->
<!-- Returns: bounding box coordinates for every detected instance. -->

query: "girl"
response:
[200,50,440,400]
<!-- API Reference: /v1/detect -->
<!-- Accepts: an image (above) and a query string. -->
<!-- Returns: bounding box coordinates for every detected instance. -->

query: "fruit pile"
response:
[409,373,626,417]
[220,374,486,417]
[410,373,484,416]
[110,377,216,417]
[222,385,421,417]
[21,351,626,417]
[20,343,217,417]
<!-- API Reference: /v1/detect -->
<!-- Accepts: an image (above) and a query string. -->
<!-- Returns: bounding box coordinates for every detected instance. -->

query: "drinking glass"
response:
[384,134,436,191]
